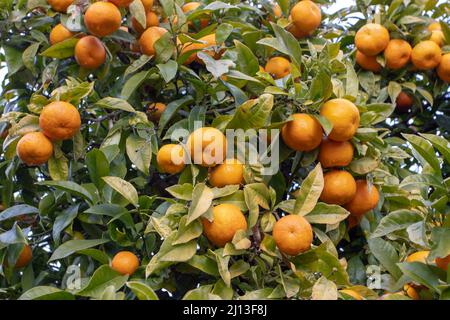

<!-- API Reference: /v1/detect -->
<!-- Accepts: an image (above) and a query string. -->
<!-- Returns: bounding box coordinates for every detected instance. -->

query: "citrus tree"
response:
[0,0,449,300]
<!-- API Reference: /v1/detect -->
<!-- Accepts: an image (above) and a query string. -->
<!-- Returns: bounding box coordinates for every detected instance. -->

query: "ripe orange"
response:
[403,284,420,300]
[39,101,81,140]
[355,50,382,73]
[156,144,185,174]
[182,2,209,29]
[406,251,429,263]
[74,36,106,69]
[430,30,445,47]
[139,26,168,57]
[146,102,166,122]
[111,251,140,275]
[108,0,133,7]
[132,11,159,34]
[281,113,323,151]
[270,3,282,19]
[340,289,363,300]
[347,215,362,229]
[264,57,291,79]
[320,170,357,205]
[187,127,227,167]
[141,0,154,12]
[437,53,450,83]
[84,2,122,38]
[290,0,321,37]
[49,24,74,45]
[411,40,442,70]
[344,180,380,217]
[428,22,442,32]
[202,204,247,247]
[272,215,313,256]
[15,244,32,269]
[48,0,74,13]
[384,39,412,70]
[435,254,450,271]
[318,138,354,168]
[287,22,307,39]
[209,158,244,188]
[396,91,413,112]
[180,34,218,65]
[320,99,360,142]
[16,132,53,166]
[355,23,390,56]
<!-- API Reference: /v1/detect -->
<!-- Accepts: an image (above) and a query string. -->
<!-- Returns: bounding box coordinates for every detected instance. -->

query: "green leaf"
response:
[40,38,79,59]
[305,203,350,225]
[52,205,79,244]
[126,281,159,300]
[39,181,95,205]
[349,157,379,174]
[157,60,178,83]
[186,183,213,225]
[4,45,24,75]
[102,176,139,207]
[397,262,441,292]
[368,238,402,279]
[173,216,203,245]
[345,61,359,99]
[129,0,146,29]
[420,133,450,166]
[158,96,193,135]
[0,204,39,222]
[76,265,128,298]
[312,276,338,300]
[371,210,423,238]
[294,163,324,216]
[198,52,235,78]
[86,148,110,188]
[226,94,273,130]
[48,153,69,181]
[94,97,136,113]
[166,183,194,200]
[216,23,234,44]
[126,134,152,176]
[121,71,150,100]
[19,286,75,300]
[49,239,110,262]
[159,240,197,262]
[402,134,441,175]
[269,22,302,67]
[22,42,40,72]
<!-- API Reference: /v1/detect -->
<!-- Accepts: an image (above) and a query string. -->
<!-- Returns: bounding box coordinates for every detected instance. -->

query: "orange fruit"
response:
[355,23,390,56]
[265,56,291,79]
[436,254,450,271]
[48,0,74,13]
[411,40,442,70]
[49,24,74,45]
[139,26,168,57]
[182,2,209,29]
[430,30,445,47]
[340,289,363,300]
[146,102,166,122]
[271,3,282,19]
[318,138,354,168]
[209,158,244,188]
[428,22,442,32]
[290,0,321,37]
[320,99,360,142]
[437,53,450,83]
[320,170,357,205]
[355,50,382,73]
[344,180,380,217]
[84,2,122,38]
[132,11,159,34]
[74,36,106,69]
[111,251,140,275]
[396,91,413,112]
[384,39,412,70]
[202,204,247,247]
[273,215,313,256]
[16,132,53,166]
[281,113,323,152]
[108,0,133,7]
[180,34,218,65]
[39,101,81,140]
[347,215,362,230]
[406,251,429,263]
[141,0,154,12]
[156,144,185,174]
[403,284,420,300]
[14,244,32,269]
[187,127,227,167]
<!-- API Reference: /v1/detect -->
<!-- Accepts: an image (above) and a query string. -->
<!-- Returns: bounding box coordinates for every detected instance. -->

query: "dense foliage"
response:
[0,0,449,300]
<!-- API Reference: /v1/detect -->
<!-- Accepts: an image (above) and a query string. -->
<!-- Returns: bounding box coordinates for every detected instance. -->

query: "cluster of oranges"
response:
[355,22,450,82]
[281,98,380,230]
[16,101,81,166]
